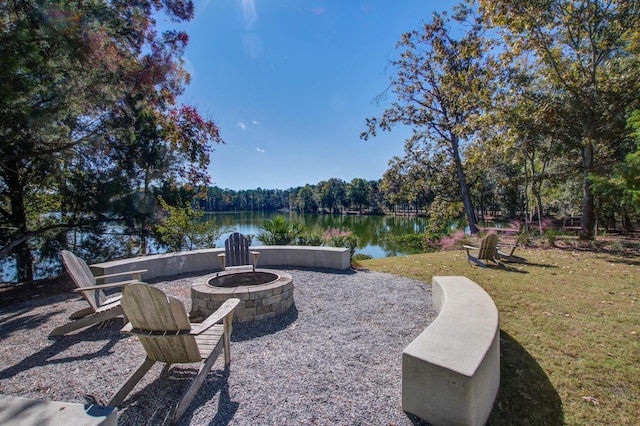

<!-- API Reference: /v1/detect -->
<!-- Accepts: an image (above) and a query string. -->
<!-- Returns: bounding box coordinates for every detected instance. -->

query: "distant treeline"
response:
[200,179,387,214]
[199,177,525,220]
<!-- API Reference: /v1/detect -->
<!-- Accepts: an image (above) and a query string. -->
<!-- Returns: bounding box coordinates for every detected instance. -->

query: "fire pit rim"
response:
[207,269,280,288]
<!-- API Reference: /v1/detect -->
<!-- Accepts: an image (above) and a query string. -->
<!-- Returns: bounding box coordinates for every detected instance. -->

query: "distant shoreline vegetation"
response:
[201,180,558,220]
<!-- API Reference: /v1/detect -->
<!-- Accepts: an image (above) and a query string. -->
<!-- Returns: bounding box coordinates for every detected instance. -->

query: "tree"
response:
[589,110,640,231]
[153,198,226,252]
[480,75,569,227]
[347,178,371,213]
[0,0,221,281]
[294,185,317,213]
[362,5,495,234]
[480,0,640,239]
[318,178,347,214]
[381,138,435,215]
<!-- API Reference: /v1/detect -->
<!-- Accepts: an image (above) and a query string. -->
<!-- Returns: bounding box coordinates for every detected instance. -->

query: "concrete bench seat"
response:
[402,276,500,426]
[90,246,350,282]
[0,394,117,426]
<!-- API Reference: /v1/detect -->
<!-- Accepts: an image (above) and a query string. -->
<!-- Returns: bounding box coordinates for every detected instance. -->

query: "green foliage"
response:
[480,0,640,239]
[363,248,640,424]
[153,199,225,252]
[296,232,324,246]
[362,4,492,234]
[347,178,371,212]
[621,110,640,207]
[427,199,465,234]
[352,253,373,264]
[0,0,223,280]
[388,234,426,252]
[257,216,307,245]
[323,227,360,258]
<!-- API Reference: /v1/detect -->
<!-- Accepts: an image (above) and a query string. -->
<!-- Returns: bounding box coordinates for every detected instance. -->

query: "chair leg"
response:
[49,306,123,337]
[223,313,234,365]
[108,356,156,407]
[468,255,487,268]
[171,341,224,425]
[69,306,95,320]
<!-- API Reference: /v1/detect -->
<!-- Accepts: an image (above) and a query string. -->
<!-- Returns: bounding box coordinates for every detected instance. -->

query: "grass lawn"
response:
[360,246,639,425]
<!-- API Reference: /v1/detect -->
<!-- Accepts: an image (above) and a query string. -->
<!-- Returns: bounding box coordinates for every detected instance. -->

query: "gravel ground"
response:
[0,267,436,425]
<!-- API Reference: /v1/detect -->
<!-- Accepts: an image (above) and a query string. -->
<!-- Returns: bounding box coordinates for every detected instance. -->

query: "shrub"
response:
[438,230,471,251]
[296,232,324,246]
[352,253,373,261]
[257,216,306,245]
[323,227,360,258]
[153,199,226,252]
[388,234,424,251]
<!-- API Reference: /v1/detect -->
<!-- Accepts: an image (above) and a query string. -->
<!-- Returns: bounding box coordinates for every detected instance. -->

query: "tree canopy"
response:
[0,0,222,280]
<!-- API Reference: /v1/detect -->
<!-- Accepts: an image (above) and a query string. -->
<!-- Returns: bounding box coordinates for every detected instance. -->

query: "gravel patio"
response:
[0,267,436,425]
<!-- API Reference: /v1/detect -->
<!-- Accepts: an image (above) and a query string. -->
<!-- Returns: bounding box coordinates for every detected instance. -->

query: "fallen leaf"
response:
[581,396,600,406]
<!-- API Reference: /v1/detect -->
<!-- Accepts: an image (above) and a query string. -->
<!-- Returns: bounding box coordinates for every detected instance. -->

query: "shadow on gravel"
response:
[0,307,64,340]
[487,330,563,425]
[116,365,237,426]
[231,305,299,342]
[0,320,126,380]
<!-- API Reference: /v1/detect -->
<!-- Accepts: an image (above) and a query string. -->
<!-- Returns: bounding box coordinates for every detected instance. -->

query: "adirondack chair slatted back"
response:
[61,250,106,311]
[121,284,201,363]
[478,234,499,260]
[224,232,251,267]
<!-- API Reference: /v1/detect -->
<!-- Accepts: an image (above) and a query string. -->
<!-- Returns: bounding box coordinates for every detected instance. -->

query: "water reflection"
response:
[205,211,447,258]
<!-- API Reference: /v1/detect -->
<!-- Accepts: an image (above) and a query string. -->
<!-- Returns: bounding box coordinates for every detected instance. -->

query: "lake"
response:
[205,211,437,258]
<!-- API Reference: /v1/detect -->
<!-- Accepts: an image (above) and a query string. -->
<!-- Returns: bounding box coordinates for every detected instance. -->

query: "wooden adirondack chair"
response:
[497,233,527,263]
[49,250,146,337]
[217,232,260,272]
[108,283,239,425]
[463,234,504,268]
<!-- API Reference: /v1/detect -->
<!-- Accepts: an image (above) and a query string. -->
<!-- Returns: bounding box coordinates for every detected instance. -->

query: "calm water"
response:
[205,211,435,258]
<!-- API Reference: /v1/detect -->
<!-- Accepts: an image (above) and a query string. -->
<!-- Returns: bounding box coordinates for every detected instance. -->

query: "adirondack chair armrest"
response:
[463,245,480,251]
[94,269,147,282]
[73,279,140,292]
[121,322,133,333]
[250,251,260,271]
[497,243,516,257]
[191,298,240,335]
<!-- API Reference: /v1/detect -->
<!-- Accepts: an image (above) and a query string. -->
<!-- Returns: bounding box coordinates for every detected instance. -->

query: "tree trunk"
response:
[7,160,34,282]
[580,141,596,240]
[451,136,478,234]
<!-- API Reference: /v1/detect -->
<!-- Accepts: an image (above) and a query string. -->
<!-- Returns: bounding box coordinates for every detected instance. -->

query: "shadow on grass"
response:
[606,258,640,267]
[487,330,563,425]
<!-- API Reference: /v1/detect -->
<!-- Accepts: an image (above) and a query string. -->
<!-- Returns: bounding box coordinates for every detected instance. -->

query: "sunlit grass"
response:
[360,248,640,425]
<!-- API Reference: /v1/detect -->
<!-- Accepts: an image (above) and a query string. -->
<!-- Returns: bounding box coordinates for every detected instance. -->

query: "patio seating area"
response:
[1,267,438,425]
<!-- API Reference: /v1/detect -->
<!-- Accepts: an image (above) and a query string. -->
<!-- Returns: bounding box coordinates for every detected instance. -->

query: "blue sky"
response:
[160,0,459,190]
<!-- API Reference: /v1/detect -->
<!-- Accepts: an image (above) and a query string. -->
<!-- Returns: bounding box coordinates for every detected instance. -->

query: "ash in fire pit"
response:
[209,271,279,288]
[191,268,294,323]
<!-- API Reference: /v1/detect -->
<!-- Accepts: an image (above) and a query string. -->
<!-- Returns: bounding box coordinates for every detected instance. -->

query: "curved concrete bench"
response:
[402,276,500,426]
[0,394,116,426]
[89,246,350,282]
